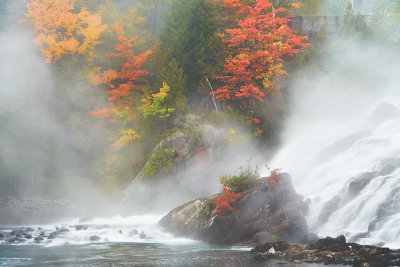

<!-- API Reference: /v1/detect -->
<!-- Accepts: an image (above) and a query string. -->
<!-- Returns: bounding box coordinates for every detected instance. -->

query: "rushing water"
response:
[0,215,336,267]
[271,62,400,249]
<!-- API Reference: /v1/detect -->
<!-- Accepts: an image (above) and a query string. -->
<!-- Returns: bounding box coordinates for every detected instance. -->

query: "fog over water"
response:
[1,0,400,253]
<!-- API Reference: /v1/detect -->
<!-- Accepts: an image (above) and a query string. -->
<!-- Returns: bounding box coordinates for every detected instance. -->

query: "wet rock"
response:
[350,232,370,242]
[159,173,312,246]
[10,229,25,236]
[348,172,378,196]
[24,234,32,239]
[75,225,88,231]
[0,231,6,239]
[251,241,290,253]
[367,218,386,232]
[317,196,341,227]
[118,230,123,235]
[121,121,226,214]
[47,231,58,239]
[251,236,400,266]
[306,235,348,252]
[25,228,34,232]
[89,235,101,241]
[34,236,43,243]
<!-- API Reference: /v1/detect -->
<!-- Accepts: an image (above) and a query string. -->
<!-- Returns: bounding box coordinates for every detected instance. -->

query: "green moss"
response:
[143,144,175,178]
[182,124,202,139]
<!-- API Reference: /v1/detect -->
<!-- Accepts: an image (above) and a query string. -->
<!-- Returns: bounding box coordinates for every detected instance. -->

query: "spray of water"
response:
[271,36,400,247]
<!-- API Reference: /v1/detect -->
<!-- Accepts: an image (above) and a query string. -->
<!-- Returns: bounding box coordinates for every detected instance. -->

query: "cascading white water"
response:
[0,215,197,247]
[270,39,400,248]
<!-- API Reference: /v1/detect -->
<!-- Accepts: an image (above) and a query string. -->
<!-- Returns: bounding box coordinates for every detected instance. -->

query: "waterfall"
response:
[271,39,400,248]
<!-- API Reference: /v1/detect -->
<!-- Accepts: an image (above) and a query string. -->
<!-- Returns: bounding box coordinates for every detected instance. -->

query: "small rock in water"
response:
[139,231,146,239]
[118,230,123,235]
[57,228,70,233]
[34,236,43,243]
[24,234,32,239]
[129,229,139,236]
[47,232,57,239]
[75,225,88,231]
[10,229,25,236]
[25,228,34,232]
[89,235,101,241]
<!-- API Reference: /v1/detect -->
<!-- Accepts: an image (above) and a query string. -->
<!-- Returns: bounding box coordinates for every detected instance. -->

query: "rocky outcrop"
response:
[159,173,316,246]
[121,118,226,214]
[251,235,400,266]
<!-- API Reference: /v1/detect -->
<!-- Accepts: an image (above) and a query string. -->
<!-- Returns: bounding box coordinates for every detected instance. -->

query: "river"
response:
[0,215,340,266]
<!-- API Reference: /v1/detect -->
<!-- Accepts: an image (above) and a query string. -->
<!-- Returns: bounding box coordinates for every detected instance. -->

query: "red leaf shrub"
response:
[266,168,281,187]
[214,185,242,214]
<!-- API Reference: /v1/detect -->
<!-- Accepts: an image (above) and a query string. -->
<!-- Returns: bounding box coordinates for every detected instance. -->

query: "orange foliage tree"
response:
[24,0,107,63]
[90,25,152,122]
[212,0,309,107]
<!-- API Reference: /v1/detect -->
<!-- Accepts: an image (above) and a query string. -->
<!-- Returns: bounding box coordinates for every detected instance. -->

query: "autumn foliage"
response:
[24,0,106,63]
[92,25,152,107]
[266,168,281,187]
[214,185,242,214]
[213,0,309,106]
[90,25,152,122]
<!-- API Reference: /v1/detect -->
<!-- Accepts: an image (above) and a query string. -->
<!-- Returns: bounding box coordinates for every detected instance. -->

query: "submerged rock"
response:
[251,235,400,266]
[34,236,44,243]
[139,231,146,239]
[129,229,138,236]
[159,173,316,246]
[47,231,58,239]
[10,229,25,236]
[89,235,101,241]
[75,225,88,231]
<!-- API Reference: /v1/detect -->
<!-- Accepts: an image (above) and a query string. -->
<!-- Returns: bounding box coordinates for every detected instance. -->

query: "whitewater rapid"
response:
[0,215,197,247]
[272,95,400,248]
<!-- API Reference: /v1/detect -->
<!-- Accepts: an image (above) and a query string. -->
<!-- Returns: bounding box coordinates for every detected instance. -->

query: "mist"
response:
[0,0,273,223]
[271,32,400,245]
[0,1,114,223]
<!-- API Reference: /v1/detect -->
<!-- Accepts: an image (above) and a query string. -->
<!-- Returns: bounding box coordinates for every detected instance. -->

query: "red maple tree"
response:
[213,0,309,106]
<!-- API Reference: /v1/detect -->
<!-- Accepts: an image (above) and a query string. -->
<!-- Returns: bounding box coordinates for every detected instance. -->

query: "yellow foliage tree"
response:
[140,82,175,120]
[24,0,107,63]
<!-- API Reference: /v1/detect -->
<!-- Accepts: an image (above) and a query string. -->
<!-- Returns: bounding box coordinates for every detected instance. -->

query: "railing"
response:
[289,15,372,34]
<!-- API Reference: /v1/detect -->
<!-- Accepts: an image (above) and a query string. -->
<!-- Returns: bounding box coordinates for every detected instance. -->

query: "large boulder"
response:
[159,173,316,246]
[121,121,226,214]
